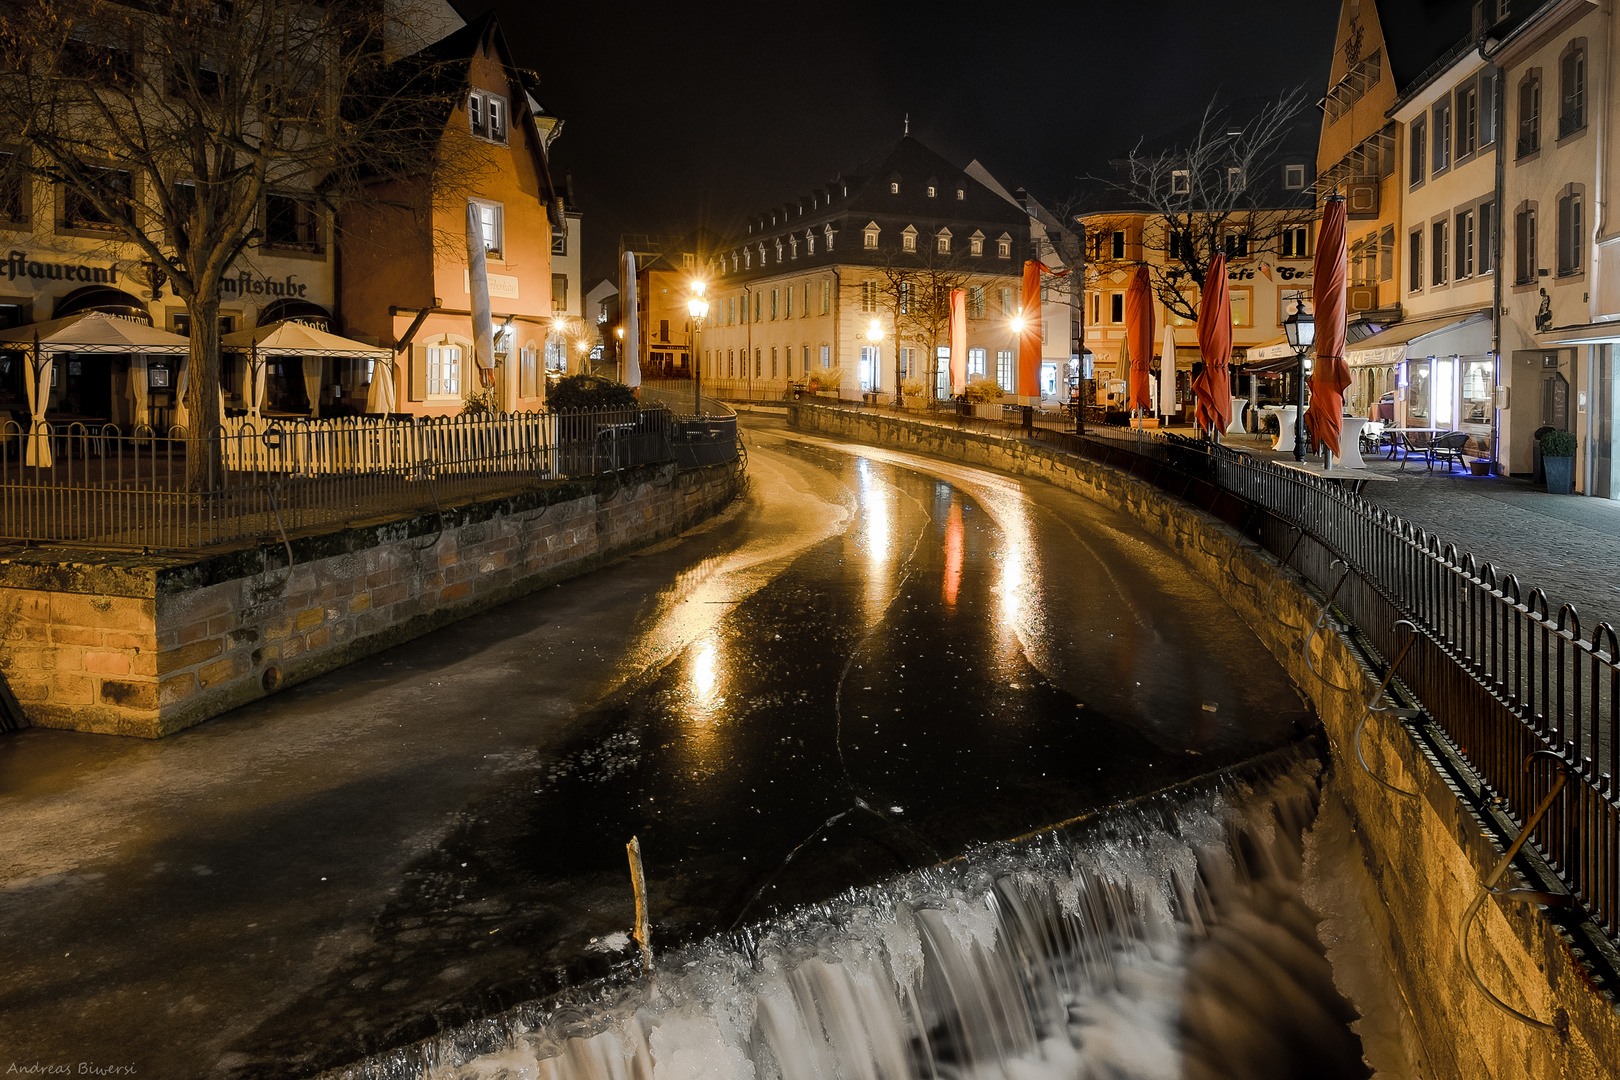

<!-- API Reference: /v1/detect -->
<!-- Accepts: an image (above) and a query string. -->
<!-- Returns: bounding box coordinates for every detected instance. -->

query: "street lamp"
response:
[1283,297,1315,463]
[866,319,883,399]
[687,280,709,416]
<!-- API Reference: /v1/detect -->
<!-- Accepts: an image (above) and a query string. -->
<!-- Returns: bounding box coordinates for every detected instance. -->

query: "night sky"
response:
[465,0,1474,286]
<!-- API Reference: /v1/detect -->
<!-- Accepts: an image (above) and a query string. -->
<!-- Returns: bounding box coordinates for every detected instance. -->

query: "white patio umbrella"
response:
[366,354,398,414]
[622,249,640,390]
[1160,324,1178,420]
[466,202,496,393]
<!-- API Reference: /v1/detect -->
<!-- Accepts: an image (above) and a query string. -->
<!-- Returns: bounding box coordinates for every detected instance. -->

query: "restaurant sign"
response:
[221,271,310,298]
[4,250,120,284]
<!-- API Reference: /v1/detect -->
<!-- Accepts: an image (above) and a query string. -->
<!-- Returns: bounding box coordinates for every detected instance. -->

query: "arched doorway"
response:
[258,299,331,331]
[52,286,153,324]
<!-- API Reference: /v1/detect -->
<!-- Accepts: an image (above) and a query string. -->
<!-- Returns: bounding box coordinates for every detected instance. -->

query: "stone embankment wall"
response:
[0,461,742,737]
[788,404,1619,1080]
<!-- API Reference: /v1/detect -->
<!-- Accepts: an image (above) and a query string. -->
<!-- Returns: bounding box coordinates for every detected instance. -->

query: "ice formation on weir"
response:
[338,756,1367,1080]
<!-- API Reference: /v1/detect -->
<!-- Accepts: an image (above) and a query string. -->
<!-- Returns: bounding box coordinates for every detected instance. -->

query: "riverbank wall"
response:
[786,403,1619,1080]
[0,460,744,738]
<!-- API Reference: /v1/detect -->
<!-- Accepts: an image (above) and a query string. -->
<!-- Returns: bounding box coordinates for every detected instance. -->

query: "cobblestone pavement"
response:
[1220,429,1620,633]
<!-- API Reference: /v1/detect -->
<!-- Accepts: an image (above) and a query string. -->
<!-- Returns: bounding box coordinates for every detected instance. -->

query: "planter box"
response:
[1545,455,1575,494]
[1469,460,1492,476]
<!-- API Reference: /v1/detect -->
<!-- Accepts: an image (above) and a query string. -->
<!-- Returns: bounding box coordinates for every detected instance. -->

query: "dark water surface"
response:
[0,420,1313,1079]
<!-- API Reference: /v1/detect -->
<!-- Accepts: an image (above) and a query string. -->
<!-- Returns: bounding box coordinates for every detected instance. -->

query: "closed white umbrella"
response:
[366,354,398,414]
[466,202,496,394]
[1160,325,1178,419]
[622,249,640,390]
[23,333,50,468]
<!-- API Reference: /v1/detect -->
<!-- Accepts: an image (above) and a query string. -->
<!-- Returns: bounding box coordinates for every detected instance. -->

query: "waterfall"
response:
[331,753,1367,1080]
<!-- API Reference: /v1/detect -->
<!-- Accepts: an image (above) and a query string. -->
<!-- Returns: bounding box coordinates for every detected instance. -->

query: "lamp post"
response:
[1283,297,1315,463]
[866,319,883,401]
[687,280,709,416]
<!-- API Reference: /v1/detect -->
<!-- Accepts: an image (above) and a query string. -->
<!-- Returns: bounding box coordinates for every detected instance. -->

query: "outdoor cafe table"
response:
[1337,415,1370,469]
[1263,405,1299,453]
[1383,426,1442,470]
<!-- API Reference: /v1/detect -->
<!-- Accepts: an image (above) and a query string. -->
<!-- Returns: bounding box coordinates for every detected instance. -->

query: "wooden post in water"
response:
[626,835,652,970]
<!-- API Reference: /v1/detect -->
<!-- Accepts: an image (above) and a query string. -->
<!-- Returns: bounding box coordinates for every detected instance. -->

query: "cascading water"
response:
[332,754,1369,1080]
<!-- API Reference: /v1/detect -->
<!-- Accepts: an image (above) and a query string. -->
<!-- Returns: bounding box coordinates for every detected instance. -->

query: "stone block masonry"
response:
[788,404,1620,1080]
[0,460,743,737]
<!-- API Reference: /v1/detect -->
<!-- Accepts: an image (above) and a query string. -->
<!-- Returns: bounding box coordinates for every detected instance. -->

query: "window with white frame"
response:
[889,181,900,194]
[862,279,879,312]
[970,232,983,256]
[967,347,986,376]
[927,185,936,197]
[1280,224,1309,259]
[864,222,879,249]
[821,279,831,314]
[999,286,1013,314]
[1171,169,1190,194]
[956,188,965,200]
[1456,208,1475,279]
[1558,186,1583,274]
[470,199,502,257]
[969,285,985,317]
[1284,164,1306,189]
[1431,219,1449,284]
[825,224,835,250]
[1227,167,1244,192]
[468,91,508,143]
[996,350,1014,392]
[902,226,917,252]
[997,236,1011,258]
[806,231,815,255]
[937,229,950,254]
[426,344,461,397]
[820,344,830,368]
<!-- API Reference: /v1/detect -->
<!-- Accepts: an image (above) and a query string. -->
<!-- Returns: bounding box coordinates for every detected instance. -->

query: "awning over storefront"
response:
[0,311,189,353]
[1538,320,1620,346]
[221,320,391,358]
[1345,309,1491,367]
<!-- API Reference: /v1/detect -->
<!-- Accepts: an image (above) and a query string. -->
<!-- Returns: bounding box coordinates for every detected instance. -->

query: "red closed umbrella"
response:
[1305,195,1351,459]
[1125,266,1154,418]
[1192,253,1233,437]
[1017,260,1043,400]
[948,288,967,395]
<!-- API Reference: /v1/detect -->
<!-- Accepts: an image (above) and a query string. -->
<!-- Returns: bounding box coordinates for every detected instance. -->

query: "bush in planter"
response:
[900,378,926,398]
[961,380,1003,404]
[1262,412,1280,436]
[549,374,637,410]
[1540,429,1578,494]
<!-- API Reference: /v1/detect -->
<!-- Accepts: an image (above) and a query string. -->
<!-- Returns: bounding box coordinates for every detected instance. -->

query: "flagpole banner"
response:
[948,288,967,395]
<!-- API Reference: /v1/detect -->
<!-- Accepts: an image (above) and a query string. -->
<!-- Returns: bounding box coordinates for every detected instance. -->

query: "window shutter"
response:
[408,345,426,401]
[1558,196,1572,270]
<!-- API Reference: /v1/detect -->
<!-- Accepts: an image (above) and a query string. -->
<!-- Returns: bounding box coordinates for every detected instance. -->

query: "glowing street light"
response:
[1010,314,1026,334]
[688,280,709,415]
[867,318,883,342]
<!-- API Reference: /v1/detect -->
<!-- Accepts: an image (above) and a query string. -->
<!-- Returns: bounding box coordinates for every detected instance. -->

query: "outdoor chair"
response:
[1425,431,1469,472]
[1359,420,1384,454]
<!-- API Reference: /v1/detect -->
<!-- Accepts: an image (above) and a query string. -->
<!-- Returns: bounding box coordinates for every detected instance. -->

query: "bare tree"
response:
[1079,89,1314,323]
[873,241,974,403]
[0,0,464,485]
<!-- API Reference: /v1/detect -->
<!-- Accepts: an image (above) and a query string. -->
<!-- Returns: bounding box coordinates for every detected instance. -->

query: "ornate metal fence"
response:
[1031,424,1620,940]
[0,406,688,551]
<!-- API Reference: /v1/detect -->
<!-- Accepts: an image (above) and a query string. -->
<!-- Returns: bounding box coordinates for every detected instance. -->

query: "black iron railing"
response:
[1028,424,1620,940]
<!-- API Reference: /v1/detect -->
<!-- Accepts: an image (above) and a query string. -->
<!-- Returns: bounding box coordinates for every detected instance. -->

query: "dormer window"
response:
[468,91,507,144]
[864,221,880,249]
[969,230,984,257]
[775,239,784,262]
[825,223,836,251]
[889,181,900,194]
[927,185,936,197]
[806,230,815,256]
[1284,164,1306,189]
[1171,169,1191,194]
[902,224,917,252]
[936,227,951,254]
[997,233,1012,258]
[744,248,752,269]
[956,188,965,200]
[790,236,799,258]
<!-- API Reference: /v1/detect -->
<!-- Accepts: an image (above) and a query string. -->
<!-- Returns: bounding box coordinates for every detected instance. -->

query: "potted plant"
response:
[1468,458,1492,476]
[1540,429,1577,494]
[1531,425,1556,484]
[963,379,1003,418]
[900,378,927,410]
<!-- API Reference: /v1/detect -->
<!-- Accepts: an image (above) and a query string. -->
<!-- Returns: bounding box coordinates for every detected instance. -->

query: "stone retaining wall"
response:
[0,461,742,737]
[788,403,1620,1080]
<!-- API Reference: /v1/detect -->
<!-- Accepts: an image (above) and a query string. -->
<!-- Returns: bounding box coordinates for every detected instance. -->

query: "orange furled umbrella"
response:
[1017,260,1043,400]
[1192,253,1233,437]
[948,288,967,395]
[1305,196,1351,459]
[1125,266,1154,416]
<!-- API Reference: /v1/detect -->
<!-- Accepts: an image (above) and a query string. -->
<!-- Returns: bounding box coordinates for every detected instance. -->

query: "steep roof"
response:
[385,12,562,225]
